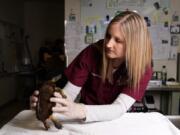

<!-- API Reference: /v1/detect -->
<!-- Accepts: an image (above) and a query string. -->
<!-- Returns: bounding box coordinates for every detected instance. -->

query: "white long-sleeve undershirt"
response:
[85,93,135,122]
[63,81,81,101]
[63,81,136,122]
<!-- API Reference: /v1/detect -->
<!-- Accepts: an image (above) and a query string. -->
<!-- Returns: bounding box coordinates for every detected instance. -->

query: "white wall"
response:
[153,0,180,80]
[65,0,81,64]
[65,0,180,80]
[65,0,80,24]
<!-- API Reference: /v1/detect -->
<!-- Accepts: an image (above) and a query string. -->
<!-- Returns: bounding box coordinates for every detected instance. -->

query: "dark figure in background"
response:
[36,39,67,89]
[52,39,66,64]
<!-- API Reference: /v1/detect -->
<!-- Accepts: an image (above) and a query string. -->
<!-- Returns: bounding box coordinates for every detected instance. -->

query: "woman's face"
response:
[105,23,126,60]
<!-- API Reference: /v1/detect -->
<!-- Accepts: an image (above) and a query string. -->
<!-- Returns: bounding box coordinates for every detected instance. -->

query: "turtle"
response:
[36,80,67,130]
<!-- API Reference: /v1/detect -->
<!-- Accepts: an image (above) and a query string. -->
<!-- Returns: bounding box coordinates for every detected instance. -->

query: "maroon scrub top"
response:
[64,40,153,105]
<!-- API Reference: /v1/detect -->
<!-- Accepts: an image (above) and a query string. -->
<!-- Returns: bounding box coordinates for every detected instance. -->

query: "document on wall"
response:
[149,25,171,60]
[65,21,85,64]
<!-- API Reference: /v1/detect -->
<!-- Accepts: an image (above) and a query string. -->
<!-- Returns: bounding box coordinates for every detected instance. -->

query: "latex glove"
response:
[29,90,39,110]
[50,92,86,121]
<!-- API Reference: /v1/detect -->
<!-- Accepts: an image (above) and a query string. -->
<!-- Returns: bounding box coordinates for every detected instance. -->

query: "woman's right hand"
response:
[30,90,39,110]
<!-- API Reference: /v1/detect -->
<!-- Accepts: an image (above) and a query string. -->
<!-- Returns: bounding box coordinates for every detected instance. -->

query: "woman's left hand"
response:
[50,92,86,121]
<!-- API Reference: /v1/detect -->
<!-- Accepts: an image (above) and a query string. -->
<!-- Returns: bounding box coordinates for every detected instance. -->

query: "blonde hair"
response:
[102,11,152,89]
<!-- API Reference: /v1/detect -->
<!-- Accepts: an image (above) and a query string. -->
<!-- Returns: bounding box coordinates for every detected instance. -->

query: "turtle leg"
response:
[43,120,50,130]
[60,90,67,99]
[55,87,67,99]
[50,115,63,129]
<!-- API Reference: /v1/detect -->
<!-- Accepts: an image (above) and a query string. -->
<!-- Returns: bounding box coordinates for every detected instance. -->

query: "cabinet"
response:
[145,86,180,115]
[0,71,36,107]
[0,73,18,106]
[16,71,36,105]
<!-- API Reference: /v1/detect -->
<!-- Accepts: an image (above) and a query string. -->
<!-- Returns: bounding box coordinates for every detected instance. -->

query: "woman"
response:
[30,11,153,122]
